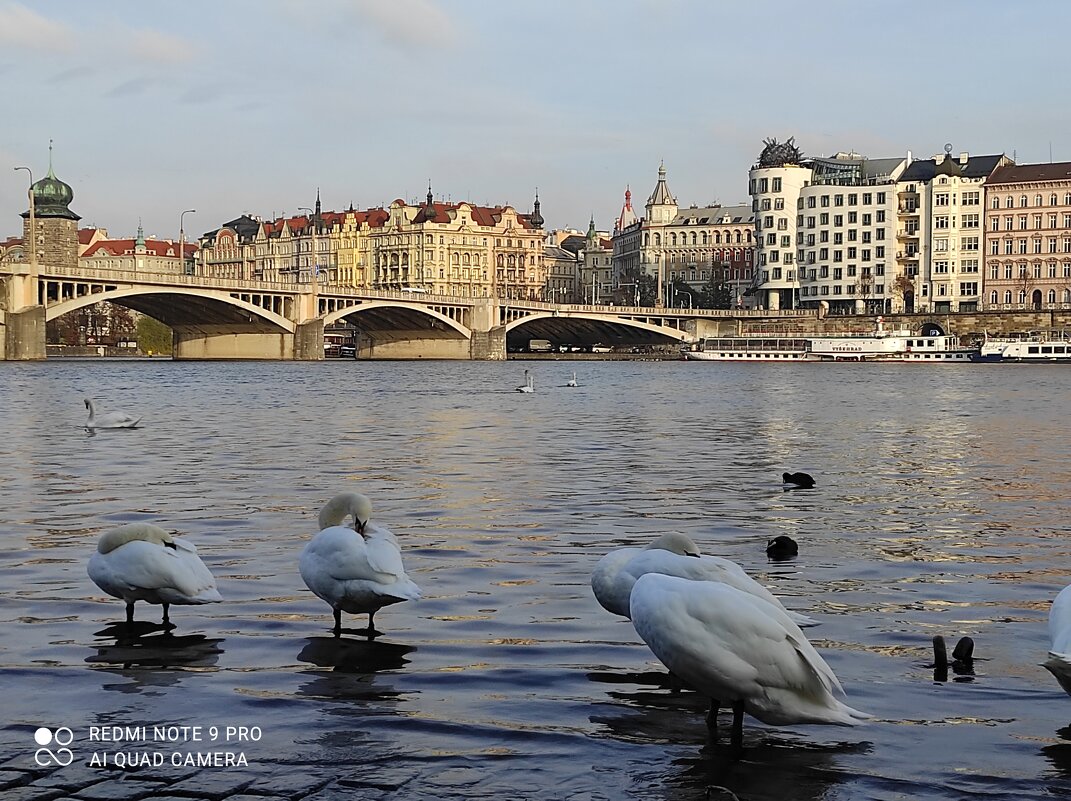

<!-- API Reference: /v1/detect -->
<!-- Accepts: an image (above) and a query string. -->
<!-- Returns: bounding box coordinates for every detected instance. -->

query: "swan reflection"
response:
[87,628,223,670]
[297,636,415,673]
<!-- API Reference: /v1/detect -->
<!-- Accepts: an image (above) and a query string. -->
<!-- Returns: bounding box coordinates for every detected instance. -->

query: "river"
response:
[1,358,1070,800]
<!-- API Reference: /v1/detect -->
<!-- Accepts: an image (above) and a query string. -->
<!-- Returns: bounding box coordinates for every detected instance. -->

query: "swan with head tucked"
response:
[1044,583,1071,695]
[566,371,578,388]
[87,523,222,626]
[630,573,869,747]
[591,532,817,627]
[84,398,141,429]
[517,370,534,393]
[299,492,421,637]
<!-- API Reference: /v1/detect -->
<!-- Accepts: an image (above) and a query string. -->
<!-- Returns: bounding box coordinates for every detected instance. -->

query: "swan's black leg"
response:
[162,603,171,627]
[706,699,720,732]
[126,602,135,624]
[730,700,745,750]
[366,611,378,639]
[333,608,342,637]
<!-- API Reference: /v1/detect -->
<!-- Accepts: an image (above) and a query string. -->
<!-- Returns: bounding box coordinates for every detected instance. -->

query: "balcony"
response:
[898,205,920,215]
[896,229,920,239]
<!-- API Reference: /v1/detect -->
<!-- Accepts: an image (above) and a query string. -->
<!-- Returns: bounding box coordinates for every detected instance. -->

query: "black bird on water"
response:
[782,471,816,489]
[766,535,799,560]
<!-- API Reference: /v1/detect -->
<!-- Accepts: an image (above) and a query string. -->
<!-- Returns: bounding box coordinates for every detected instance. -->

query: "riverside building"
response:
[982,161,1071,309]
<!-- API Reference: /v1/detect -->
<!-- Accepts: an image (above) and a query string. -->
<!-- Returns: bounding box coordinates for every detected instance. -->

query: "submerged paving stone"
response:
[73,779,169,801]
[31,765,121,790]
[219,795,288,801]
[0,770,34,789]
[244,772,331,798]
[166,771,258,799]
[2,787,65,801]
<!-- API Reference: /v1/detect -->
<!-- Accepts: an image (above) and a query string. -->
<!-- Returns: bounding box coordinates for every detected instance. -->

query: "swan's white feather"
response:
[87,530,221,607]
[630,574,868,727]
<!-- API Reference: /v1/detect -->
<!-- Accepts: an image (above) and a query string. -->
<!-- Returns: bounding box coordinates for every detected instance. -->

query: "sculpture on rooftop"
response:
[757,137,804,168]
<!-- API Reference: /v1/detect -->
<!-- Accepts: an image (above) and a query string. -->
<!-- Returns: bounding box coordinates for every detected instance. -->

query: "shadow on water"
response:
[86,627,224,670]
[296,637,415,704]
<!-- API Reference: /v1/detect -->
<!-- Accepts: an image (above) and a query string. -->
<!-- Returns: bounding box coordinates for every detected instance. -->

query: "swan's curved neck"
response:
[85,399,96,417]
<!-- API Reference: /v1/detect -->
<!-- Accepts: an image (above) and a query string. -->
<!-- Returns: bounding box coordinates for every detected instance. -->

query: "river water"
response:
[1,358,1070,800]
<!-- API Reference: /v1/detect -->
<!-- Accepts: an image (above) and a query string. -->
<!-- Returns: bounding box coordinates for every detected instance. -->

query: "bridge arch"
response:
[323,300,472,338]
[43,287,296,332]
[503,311,690,342]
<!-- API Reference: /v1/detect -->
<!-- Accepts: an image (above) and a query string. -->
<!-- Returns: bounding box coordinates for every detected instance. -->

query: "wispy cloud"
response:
[347,0,458,49]
[104,77,155,99]
[0,2,77,50]
[126,28,197,65]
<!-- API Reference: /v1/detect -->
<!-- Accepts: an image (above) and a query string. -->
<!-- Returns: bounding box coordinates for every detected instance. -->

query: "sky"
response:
[2,0,1069,242]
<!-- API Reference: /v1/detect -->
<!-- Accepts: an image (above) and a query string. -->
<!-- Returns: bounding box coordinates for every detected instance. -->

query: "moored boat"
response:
[971,331,1071,363]
[683,319,978,363]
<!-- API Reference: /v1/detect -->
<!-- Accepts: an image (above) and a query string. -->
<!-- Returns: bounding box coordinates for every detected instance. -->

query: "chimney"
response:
[959,152,969,165]
[935,153,945,165]
[906,150,913,166]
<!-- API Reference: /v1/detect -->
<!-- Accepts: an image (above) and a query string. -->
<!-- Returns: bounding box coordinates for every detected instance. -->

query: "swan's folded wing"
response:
[364,536,407,579]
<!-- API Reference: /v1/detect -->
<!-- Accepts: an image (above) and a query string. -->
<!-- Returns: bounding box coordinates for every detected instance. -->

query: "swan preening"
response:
[630,574,870,747]
[84,398,141,429]
[517,370,534,393]
[87,523,222,625]
[1045,583,1071,695]
[591,532,817,628]
[299,492,421,637]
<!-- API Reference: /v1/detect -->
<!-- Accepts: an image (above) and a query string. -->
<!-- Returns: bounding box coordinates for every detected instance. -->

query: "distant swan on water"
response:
[87,523,222,626]
[299,492,421,637]
[517,370,534,393]
[591,532,817,628]
[566,371,578,387]
[84,398,141,429]
[630,573,869,747]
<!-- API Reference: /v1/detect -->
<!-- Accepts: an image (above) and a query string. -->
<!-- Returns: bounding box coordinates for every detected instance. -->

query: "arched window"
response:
[701,232,708,245]
[989,290,998,304]
[643,233,649,246]
[714,232,722,244]
[691,232,697,245]
[1066,193,1071,205]
[670,233,677,246]
[1018,289,1027,303]
[735,231,742,243]
[1020,195,1028,207]
[497,255,504,267]
[462,253,470,265]
[507,255,515,267]
[1048,289,1057,303]
[1064,289,1071,303]
[1035,194,1043,206]
[1006,195,1014,208]
[654,233,661,246]
[1003,290,1012,303]
[452,253,460,265]
[1051,194,1058,206]
[746,230,752,243]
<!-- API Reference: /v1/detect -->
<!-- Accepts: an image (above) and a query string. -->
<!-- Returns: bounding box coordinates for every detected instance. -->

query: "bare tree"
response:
[892,274,914,312]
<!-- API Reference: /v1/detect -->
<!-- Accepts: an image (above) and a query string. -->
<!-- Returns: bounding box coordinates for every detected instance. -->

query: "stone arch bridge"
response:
[0,263,816,360]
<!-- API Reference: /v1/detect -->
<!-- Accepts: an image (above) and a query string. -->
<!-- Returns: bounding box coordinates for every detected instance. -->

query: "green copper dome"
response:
[21,147,80,221]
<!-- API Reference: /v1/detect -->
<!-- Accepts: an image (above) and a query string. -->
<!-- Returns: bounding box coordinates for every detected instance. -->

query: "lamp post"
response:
[678,288,693,309]
[179,209,195,276]
[298,206,316,285]
[14,166,35,269]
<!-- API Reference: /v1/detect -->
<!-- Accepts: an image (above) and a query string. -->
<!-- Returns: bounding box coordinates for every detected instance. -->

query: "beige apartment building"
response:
[198,190,547,299]
[615,166,755,307]
[80,224,194,273]
[983,162,1071,308]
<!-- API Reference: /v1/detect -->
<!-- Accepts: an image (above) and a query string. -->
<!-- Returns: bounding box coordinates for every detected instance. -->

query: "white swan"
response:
[299,492,421,636]
[1044,583,1071,695]
[517,370,534,393]
[566,371,578,387]
[630,573,869,746]
[84,398,141,429]
[591,532,817,627]
[87,523,222,625]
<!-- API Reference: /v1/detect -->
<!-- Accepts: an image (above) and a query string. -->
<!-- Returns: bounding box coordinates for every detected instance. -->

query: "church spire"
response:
[529,189,544,228]
[47,138,55,179]
[135,219,146,253]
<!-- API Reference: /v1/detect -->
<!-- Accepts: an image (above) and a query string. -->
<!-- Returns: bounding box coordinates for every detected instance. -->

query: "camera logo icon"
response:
[34,727,74,767]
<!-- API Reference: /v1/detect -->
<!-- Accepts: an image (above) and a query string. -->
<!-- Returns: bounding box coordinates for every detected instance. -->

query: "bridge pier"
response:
[172,325,298,360]
[3,307,47,360]
[294,319,324,360]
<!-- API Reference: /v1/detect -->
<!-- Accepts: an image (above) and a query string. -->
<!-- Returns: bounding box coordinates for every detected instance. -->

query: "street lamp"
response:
[678,289,693,309]
[14,166,36,268]
[179,209,195,276]
[298,206,316,285]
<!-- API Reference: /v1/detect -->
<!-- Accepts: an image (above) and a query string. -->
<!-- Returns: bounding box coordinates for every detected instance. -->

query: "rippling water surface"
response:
[2,359,1071,799]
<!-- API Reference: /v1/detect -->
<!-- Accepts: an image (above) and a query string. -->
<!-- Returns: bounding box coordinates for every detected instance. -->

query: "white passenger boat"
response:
[971,331,1071,363]
[683,319,978,363]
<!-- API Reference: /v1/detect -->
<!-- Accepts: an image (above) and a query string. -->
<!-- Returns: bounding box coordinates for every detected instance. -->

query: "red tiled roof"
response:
[988,162,1071,185]
[82,238,194,258]
[78,228,100,245]
[2,236,23,248]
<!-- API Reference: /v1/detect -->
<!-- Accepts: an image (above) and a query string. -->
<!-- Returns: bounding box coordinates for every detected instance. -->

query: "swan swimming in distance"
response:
[591,532,817,628]
[84,398,141,429]
[87,523,222,626]
[1044,583,1071,696]
[630,573,869,747]
[566,371,578,387]
[517,370,534,393]
[299,492,421,637]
